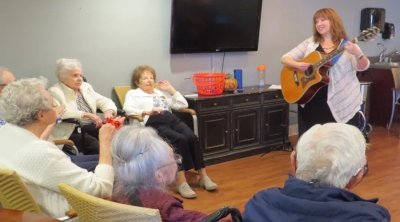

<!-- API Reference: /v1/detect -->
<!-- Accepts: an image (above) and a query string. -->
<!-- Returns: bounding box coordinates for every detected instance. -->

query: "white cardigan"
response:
[282,37,369,123]
[48,82,117,140]
[0,124,114,218]
[123,88,188,124]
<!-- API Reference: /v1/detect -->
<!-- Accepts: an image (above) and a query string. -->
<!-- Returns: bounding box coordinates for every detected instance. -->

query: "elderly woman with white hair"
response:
[243,123,390,222]
[111,126,231,222]
[49,58,117,154]
[0,77,123,218]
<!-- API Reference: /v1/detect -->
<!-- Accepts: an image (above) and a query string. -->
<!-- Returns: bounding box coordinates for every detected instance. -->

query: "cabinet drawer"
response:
[263,91,284,103]
[232,94,261,108]
[196,98,231,112]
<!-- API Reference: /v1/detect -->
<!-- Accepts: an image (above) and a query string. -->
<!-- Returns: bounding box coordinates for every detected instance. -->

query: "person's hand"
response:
[98,117,125,147]
[98,116,125,165]
[103,116,125,129]
[146,107,164,115]
[86,113,103,127]
[296,62,312,72]
[158,80,176,95]
[55,105,66,118]
[103,109,115,119]
[343,41,363,58]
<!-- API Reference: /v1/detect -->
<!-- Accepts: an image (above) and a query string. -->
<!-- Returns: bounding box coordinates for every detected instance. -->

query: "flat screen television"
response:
[170,0,263,54]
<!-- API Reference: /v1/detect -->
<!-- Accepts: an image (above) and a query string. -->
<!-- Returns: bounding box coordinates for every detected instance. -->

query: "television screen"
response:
[170,0,263,54]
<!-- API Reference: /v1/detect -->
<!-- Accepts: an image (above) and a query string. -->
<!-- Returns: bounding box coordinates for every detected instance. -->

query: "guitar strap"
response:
[330,38,347,65]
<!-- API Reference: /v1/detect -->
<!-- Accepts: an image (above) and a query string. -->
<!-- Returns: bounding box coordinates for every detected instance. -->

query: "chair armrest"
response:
[62,118,81,125]
[174,108,196,115]
[127,114,144,122]
[53,139,75,146]
[53,139,80,156]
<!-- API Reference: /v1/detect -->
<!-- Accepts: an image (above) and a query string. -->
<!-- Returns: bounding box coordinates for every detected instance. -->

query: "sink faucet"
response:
[378,43,387,63]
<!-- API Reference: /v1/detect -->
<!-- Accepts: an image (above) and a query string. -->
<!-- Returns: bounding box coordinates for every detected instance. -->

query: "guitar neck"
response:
[312,27,379,68]
[314,38,357,68]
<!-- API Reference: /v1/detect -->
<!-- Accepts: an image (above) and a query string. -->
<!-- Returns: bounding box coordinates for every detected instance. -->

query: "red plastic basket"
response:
[193,73,226,96]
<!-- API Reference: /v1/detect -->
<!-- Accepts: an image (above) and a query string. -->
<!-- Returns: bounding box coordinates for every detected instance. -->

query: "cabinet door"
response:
[232,108,261,149]
[198,112,231,156]
[262,104,289,144]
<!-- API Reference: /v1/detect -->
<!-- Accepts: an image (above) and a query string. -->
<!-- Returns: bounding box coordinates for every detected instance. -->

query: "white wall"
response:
[1,0,399,128]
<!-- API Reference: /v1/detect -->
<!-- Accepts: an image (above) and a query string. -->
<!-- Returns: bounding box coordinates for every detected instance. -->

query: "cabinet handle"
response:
[275,94,279,98]
[213,102,218,106]
[235,129,238,132]
[225,130,229,134]
[245,98,249,102]
[265,123,269,127]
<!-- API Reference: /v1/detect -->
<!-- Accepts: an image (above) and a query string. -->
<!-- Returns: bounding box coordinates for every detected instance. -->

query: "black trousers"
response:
[68,124,100,155]
[146,111,205,171]
[69,154,98,171]
[298,86,369,141]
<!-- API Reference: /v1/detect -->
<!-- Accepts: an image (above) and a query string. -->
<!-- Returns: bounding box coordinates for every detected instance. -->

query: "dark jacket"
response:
[243,176,390,222]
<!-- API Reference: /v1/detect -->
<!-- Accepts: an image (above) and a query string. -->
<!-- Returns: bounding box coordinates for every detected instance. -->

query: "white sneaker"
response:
[176,182,197,199]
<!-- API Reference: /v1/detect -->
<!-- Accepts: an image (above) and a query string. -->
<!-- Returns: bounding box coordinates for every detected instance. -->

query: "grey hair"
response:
[0,67,11,83]
[295,123,366,188]
[111,126,173,195]
[55,58,82,82]
[0,77,51,126]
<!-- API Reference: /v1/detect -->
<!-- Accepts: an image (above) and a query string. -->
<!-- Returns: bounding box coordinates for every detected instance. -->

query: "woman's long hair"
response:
[312,8,348,45]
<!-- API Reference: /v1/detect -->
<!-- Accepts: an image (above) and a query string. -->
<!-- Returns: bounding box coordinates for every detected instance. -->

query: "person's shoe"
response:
[199,176,218,191]
[176,182,197,199]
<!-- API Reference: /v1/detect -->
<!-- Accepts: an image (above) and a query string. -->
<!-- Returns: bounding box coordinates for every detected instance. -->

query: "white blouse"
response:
[123,88,188,124]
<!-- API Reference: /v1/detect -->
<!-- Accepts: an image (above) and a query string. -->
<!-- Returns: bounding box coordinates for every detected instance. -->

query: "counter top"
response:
[369,62,400,69]
[184,85,281,101]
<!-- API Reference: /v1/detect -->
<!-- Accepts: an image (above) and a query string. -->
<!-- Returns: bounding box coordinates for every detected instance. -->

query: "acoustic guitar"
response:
[280,26,380,104]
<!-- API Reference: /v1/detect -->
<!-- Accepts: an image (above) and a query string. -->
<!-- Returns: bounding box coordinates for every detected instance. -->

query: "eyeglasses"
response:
[158,154,182,169]
[354,164,369,177]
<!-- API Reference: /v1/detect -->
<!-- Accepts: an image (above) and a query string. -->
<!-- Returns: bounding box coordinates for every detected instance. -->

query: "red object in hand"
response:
[103,117,122,129]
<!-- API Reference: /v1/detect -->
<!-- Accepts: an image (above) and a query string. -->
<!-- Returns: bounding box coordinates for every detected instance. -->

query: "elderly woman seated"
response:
[123,65,217,199]
[49,58,117,154]
[0,77,124,218]
[111,126,231,222]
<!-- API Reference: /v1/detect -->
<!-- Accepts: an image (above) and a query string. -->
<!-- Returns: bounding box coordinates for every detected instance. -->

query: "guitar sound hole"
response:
[305,66,314,77]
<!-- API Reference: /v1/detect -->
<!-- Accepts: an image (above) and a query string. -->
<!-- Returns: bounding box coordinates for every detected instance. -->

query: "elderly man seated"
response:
[243,123,390,222]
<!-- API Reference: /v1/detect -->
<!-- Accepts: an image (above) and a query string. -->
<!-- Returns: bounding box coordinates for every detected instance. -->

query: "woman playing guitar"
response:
[281,8,370,136]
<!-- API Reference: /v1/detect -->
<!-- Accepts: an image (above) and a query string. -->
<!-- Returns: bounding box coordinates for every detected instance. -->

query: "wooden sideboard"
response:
[185,85,290,164]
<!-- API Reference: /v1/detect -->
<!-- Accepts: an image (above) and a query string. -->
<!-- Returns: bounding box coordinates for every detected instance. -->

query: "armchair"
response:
[113,85,198,136]
[59,182,241,222]
[0,168,76,221]
[58,183,162,222]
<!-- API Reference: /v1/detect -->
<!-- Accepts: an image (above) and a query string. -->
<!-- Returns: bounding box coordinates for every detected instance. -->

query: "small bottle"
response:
[257,64,266,88]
